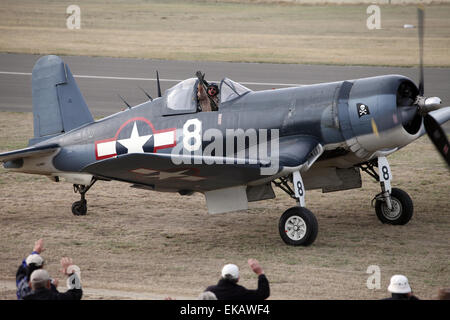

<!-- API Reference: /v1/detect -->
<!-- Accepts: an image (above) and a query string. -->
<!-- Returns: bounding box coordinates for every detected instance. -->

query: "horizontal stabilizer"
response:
[0,144,59,163]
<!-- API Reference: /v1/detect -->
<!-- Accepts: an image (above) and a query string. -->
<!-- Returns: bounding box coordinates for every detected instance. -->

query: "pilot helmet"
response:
[207,84,219,96]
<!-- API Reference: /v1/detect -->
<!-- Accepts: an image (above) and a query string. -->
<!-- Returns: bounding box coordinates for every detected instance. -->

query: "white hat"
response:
[198,291,217,300]
[30,269,50,283]
[26,254,44,267]
[221,264,239,280]
[388,275,412,294]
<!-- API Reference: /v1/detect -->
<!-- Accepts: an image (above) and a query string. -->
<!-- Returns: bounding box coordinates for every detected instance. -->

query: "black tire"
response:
[375,188,413,225]
[279,207,318,246]
[72,200,87,216]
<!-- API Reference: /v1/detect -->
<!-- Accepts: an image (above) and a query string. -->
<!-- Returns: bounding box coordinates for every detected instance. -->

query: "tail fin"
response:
[29,55,94,145]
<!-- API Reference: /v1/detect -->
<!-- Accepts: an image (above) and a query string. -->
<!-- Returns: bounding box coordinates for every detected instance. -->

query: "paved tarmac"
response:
[0,53,448,118]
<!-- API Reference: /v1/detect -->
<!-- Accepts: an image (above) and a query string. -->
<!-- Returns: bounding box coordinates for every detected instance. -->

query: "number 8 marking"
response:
[183,118,202,152]
[297,181,304,196]
[381,166,389,181]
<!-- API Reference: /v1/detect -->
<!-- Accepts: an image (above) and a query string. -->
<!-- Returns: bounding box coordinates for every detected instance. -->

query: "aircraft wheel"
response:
[279,207,318,246]
[72,200,87,216]
[375,188,413,225]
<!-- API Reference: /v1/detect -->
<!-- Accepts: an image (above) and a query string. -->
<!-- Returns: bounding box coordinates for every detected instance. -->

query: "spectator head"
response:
[26,254,44,268]
[388,275,411,294]
[221,264,239,283]
[29,269,51,290]
[26,254,45,280]
[198,291,217,300]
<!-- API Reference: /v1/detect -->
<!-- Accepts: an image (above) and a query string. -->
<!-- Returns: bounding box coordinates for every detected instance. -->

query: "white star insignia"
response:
[117,122,152,154]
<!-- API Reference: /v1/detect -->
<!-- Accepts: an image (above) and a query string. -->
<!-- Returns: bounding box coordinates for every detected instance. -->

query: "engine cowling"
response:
[343,75,423,158]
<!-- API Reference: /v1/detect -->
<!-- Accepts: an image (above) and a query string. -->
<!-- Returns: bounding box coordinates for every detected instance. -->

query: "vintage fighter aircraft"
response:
[1,9,448,246]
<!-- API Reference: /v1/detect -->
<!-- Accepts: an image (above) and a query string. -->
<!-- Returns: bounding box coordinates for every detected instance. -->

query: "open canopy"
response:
[164,78,198,114]
[219,78,252,103]
[162,77,252,115]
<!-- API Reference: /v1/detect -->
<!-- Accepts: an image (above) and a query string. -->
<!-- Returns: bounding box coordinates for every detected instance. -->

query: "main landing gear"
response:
[273,156,414,246]
[72,178,97,216]
[273,172,319,246]
[359,157,413,225]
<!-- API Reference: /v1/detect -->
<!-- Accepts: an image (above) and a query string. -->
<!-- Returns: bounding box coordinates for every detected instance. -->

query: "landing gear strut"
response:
[273,171,318,246]
[360,157,413,225]
[72,178,97,216]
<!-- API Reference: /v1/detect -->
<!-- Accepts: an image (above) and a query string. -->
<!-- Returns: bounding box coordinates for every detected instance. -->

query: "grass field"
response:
[0,111,448,300]
[0,0,450,66]
[0,0,449,300]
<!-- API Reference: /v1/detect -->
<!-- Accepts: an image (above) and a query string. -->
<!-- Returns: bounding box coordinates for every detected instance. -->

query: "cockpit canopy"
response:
[162,77,251,115]
[219,78,251,103]
[164,78,198,115]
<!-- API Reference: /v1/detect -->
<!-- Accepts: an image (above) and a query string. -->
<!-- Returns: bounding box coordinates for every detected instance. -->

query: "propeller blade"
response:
[156,70,162,98]
[423,114,450,166]
[417,7,425,96]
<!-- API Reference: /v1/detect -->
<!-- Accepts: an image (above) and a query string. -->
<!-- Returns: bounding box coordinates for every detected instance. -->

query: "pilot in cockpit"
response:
[196,71,219,112]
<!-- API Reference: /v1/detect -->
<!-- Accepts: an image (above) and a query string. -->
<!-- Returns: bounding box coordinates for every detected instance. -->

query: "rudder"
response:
[29,55,94,145]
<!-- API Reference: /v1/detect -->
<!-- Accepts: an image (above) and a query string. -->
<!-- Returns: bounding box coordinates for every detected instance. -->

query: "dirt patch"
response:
[0,111,449,300]
[0,1,450,66]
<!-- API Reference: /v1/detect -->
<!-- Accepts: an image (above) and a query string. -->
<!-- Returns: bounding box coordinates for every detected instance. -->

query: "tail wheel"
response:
[72,200,87,216]
[279,207,318,246]
[375,188,413,225]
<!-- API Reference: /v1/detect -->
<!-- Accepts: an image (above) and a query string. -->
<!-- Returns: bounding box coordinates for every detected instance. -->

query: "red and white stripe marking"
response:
[95,125,176,160]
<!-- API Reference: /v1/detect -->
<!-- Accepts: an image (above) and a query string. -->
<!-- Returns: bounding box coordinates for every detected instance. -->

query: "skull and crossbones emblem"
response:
[357,103,370,117]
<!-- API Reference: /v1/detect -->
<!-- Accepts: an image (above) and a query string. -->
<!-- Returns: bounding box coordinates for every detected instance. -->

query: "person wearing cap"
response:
[383,275,419,300]
[23,257,83,300]
[198,291,217,300]
[196,71,219,112]
[15,239,58,299]
[204,259,270,300]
